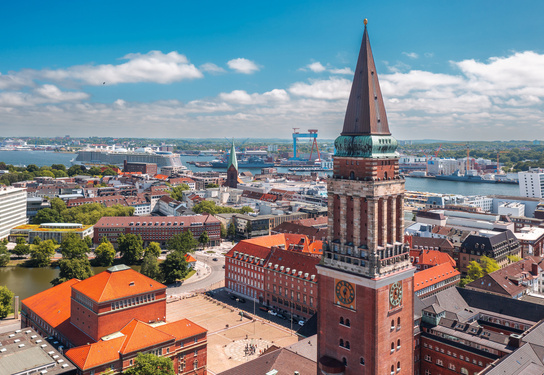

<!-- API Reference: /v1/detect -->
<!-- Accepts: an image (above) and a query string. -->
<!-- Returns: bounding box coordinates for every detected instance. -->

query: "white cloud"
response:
[227,58,260,74]
[402,52,419,59]
[34,84,89,102]
[289,77,351,100]
[329,67,354,75]
[200,63,226,74]
[306,62,326,73]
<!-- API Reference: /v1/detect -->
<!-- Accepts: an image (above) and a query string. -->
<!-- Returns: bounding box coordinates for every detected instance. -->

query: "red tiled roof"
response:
[72,267,165,303]
[22,279,80,331]
[226,233,323,260]
[119,320,174,354]
[265,249,320,280]
[410,249,456,267]
[154,174,169,180]
[185,254,197,263]
[65,318,206,371]
[414,263,460,292]
[154,318,207,340]
[294,216,328,227]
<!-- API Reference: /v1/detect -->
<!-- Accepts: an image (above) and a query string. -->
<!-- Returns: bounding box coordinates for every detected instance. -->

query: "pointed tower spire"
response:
[334,20,397,158]
[227,141,238,171]
[342,19,390,136]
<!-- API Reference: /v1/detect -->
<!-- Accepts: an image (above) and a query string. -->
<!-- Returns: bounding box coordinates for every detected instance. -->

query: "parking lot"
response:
[166,292,299,374]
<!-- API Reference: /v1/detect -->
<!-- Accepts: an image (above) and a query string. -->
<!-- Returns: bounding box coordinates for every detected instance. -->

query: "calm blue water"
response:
[0,151,520,196]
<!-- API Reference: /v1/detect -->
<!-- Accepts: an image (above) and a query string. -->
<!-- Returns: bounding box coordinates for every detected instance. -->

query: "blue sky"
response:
[1,0,544,140]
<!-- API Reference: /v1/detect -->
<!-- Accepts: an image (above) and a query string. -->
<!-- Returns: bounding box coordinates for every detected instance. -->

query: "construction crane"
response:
[291,128,320,161]
[434,144,442,158]
[497,151,508,174]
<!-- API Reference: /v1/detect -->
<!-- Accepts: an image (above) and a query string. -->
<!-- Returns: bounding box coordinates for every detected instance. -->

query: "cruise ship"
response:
[72,146,185,171]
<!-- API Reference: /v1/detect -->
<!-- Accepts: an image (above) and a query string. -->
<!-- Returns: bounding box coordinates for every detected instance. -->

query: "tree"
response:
[245,221,252,238]
[467,261,484,281]
[32,236,42,245]
[88,166,102,176]
[67,165,87,176]
[170,184,189,201]
[33,208,63,224]
[507,255,523,264]
[140,253,163,282]
[51,164,66,172]
[220,223,227,239]
[30,239,56,267]
[0,242,10,267]
[118,233,144,265]
[240,206,253,214]
[480,256,500,274]
[166,231,197,254]
[60,233,89,259]
[11,237,30,257]
[94,239,116,266]
[102,167,117,176]
[0,286,14,319]
[205,183,219,189]
[198,231,209,249]
[84,236,92,248]
[51,258,93,285]
[50,197,66,214]
[160,251,188,284]
[124,353,174,375]
[227,222,236,239]
[144,242,162,258]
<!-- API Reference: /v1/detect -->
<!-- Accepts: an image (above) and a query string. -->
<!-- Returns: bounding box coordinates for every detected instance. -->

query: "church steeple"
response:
[334,20,397,158]
[227,141,238,171]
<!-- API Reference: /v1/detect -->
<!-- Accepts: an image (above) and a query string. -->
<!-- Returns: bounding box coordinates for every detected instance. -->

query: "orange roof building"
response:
[225,233,321,320]
[21,265,208,375]
[410,249,456,270]
[414,262,461,298]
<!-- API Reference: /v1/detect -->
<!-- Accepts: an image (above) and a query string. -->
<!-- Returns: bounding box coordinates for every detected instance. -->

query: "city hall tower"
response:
[317,20,414,375]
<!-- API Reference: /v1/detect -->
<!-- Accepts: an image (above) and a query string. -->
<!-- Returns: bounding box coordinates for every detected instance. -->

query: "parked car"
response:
[298,320,305,326]
[277,313,287,320]
[259,306,268,312]
[238,297,246,303]
[230,295,237,300]
[212,258,218,261]
[268,310,278,316]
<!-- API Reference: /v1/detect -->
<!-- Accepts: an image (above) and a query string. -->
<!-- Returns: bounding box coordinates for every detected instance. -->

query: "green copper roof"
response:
[227,141,238,170]
[334,134,398,158]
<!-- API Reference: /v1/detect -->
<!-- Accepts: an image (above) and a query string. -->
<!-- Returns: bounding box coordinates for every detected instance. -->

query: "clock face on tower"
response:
[335,280,355,306]
[389,281,403,308]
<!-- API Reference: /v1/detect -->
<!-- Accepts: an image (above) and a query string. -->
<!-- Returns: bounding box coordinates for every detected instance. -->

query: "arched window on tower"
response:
[343,358,347,367]
[391,365,395,375]
[397,339,401,349]
[339,339,344,347]
[346,318,350,327]
[349,171,355,180]
[397,317,401,329]
[384,171,388,180]
[391,342,395,353]
[340,317,344,325]
[345,341,350,350]
[397,361,401,372]
[391,320,395,330]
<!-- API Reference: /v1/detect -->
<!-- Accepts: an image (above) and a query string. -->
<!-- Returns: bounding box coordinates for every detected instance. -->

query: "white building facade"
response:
[519,169,544,198]
[0,186,27,239]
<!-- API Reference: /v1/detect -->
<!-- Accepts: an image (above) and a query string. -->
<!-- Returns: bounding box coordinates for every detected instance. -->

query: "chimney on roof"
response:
[532,263,539,276]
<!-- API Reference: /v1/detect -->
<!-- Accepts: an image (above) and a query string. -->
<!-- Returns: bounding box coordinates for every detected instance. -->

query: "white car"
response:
[268,310,278,316]
[298,320,305,326]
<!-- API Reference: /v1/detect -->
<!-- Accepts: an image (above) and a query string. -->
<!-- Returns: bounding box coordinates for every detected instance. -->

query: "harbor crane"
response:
[290,128,321,161]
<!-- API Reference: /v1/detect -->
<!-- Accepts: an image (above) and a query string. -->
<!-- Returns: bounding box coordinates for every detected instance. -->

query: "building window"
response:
[360,357,365,366]
[397,362,401,372]
[425,370,431,375]
[391,320,395,330]
[346,319,350,327]
[343,358,347,367]
[436,359,443,366]
[194,359,198,370]
[340,317,344,325]
[460,368,469,375]
[397,339,401,350]
[391,342,395,353]
[449,364,455,370]
[345,341,350,350]
[424,355,431,362]
[391,365,395,375]
[339,339,344,347]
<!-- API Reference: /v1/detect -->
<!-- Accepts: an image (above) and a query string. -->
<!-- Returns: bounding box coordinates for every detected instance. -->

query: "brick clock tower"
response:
[317,20,414,375]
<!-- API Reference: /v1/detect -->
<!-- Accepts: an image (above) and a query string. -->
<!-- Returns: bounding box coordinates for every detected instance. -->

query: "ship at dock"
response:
[434,170,497,183]
[72,146,185,171]
[210,155,274,169]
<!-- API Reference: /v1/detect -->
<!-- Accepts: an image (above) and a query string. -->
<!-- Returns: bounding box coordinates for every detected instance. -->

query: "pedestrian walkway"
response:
[182,261,211,285]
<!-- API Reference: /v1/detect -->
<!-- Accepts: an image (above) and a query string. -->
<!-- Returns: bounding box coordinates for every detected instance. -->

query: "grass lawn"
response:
[206,250,215,254]
[181,269,196,281]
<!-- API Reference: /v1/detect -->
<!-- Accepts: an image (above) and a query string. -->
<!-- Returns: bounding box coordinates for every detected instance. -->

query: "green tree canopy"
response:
[32,236,42,245]
[94,239,116,267]
[118,233,144,265]
[160,251,188,284]
[140,253,163,283]
[227,222,236,239]
[33,208,63,224]
[0,286,14,319]
[192,200,253,215]
[220,223,227,239]
[124,353,174,375]
[11,237,30,257]
[467,261,484,281]
[50,197,67,214]
[144,242,162,258]
[30,239,56,267]
[245,221,252,237]
[52,258,94,286]
[507,255,523,264]
[170,184,190,201]
[480,256,500,274]
[0,242,10,267]
[60,233,89,259]
[166,231,197,254]
[198,231,209,248]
